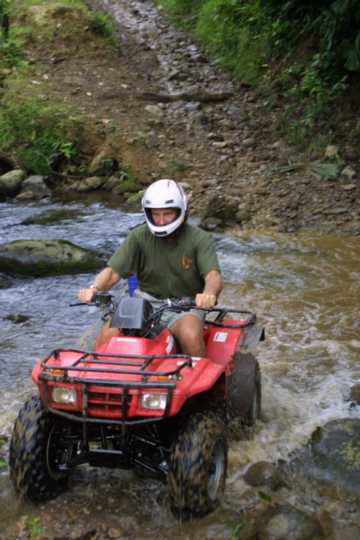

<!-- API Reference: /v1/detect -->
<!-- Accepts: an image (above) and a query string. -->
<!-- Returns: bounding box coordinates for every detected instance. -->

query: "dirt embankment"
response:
[7,0,360,235]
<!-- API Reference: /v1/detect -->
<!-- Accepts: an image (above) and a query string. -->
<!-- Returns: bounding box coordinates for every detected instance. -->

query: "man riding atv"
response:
[9,179,264,520]
[78,178,223,355]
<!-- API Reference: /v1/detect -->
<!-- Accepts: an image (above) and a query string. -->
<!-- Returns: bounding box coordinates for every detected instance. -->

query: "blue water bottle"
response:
[127,274,138,297]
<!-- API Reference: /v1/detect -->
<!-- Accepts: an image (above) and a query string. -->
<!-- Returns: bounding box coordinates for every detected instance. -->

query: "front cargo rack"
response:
[38,349,195,425]
[39,348,193,389]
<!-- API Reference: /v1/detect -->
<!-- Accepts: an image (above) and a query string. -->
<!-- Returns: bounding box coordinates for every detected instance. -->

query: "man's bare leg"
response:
[95,319,119,348]
[169,314,205,357]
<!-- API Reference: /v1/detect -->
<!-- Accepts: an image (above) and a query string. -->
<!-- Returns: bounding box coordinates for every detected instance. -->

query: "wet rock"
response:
[21,208,83,225]
[71,176,105,193]
[350,384,360,405]
[243,461,285,491]
[16,175,51,200]
[257,505,324,540]
[102,175,122,191]
[0,169,26,199]
[294,419,360,497]
[4,313,30,324]
[0,239,105,277]
[0,272,12,288]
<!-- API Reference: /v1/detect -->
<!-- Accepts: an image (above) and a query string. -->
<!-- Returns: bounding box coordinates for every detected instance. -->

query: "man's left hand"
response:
[195,293,217,309]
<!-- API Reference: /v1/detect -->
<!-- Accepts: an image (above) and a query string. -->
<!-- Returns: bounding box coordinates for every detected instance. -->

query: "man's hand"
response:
[195,292,217,309]
[78,287,97,304]
[77,267,121,304]
[195,270,223,309]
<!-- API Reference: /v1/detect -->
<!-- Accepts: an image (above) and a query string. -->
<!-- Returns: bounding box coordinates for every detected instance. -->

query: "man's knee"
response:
[170,315,205,355]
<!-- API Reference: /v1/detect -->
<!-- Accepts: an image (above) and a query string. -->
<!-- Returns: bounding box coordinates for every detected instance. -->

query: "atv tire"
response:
[9,395,69,502]
[168,412,227,519]
[227,352,261,425]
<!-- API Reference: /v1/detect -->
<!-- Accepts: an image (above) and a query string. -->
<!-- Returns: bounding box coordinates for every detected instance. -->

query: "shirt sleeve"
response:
[107,230,140,278]
[195,231,221,276]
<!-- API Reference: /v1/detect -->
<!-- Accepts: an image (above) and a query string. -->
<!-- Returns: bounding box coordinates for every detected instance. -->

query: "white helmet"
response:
[142,179,188,237]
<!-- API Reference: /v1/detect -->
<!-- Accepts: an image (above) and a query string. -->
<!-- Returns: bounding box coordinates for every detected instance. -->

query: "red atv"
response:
[9,294,264,518]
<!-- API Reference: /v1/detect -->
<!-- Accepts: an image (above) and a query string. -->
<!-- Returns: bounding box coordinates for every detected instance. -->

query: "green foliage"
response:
[0,97,79,174]
[25,516,43,540]
[88,10,117,40]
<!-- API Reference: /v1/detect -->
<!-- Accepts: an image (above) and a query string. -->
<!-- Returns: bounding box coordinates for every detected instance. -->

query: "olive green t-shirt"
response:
[107,223,220,299]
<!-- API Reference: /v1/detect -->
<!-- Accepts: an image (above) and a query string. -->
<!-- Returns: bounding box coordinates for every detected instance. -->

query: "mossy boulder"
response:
[0,239,105,276]
[292,419,360,498]
[0,169,26,199]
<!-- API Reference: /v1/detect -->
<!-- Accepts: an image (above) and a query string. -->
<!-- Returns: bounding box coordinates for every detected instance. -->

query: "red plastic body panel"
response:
[32,320,247,420]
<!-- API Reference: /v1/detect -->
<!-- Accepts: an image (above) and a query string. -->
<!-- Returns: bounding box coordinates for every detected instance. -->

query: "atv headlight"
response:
[140,393,167,410]
[52,387,77,404]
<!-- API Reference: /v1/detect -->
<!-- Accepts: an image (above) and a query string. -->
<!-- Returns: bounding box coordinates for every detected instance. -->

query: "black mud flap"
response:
[238,324,265,351]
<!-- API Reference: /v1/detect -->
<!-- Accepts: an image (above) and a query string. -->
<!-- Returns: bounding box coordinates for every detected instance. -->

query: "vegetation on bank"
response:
[158,0,360,147]
[0,0,117,175]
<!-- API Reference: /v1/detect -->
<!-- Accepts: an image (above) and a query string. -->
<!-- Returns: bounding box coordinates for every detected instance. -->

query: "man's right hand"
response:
[78,287,97,304]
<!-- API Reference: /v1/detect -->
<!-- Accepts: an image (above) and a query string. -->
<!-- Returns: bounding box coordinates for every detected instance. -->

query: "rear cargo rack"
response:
[207,309,256,328]
[39,348,193,389]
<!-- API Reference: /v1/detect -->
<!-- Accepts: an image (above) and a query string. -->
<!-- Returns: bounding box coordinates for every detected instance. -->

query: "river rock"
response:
[0,169,26,198]
[257,505,324,540]
[243,461,285,490]
[293,419,360,498]
[21,208,83,225]
[71,176,105,193]
[4,313,30,324]
[0,239,105,276]
[0,272,12,288]
[16,175,51,200]
[350,384,360,405]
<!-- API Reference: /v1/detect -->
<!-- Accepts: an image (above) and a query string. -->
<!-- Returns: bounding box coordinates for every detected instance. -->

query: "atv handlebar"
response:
[71,293,257,328]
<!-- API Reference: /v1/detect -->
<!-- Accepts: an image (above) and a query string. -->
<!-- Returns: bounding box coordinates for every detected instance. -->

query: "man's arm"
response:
[195,270,223,309]
[78,267,121,303]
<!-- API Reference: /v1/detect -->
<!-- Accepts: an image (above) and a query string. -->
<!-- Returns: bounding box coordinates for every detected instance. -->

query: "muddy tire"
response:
[168,412,227,519]
[227,352,261,425]
[9,395,69,502]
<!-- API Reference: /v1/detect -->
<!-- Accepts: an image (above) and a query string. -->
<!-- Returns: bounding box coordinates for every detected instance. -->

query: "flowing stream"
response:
[0,199,359,536]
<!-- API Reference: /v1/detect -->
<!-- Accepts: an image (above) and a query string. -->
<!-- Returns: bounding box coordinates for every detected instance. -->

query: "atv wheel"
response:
[168,412,227,518]
[227,352,261,425]
[9,395,70,502]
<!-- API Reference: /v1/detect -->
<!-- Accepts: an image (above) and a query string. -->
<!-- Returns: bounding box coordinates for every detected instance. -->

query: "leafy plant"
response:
[25,517,43,540]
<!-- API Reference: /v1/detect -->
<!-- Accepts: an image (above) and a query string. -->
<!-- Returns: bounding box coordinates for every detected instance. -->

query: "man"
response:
[78,179,223,356]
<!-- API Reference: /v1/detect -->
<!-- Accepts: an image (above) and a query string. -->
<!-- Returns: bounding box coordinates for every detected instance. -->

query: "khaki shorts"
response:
[135,290,205,328]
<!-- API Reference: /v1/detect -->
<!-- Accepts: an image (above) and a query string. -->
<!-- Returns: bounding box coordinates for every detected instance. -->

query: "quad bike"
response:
[9,294,264,518]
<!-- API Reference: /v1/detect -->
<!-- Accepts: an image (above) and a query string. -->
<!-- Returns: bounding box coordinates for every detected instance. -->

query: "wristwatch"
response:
[89,284,100,291]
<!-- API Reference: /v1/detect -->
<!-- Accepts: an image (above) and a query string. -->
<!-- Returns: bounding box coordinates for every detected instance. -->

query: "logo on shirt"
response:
[182,255,193,270]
